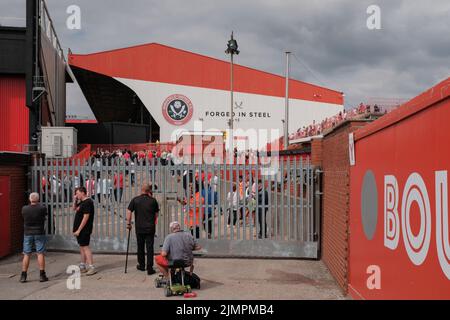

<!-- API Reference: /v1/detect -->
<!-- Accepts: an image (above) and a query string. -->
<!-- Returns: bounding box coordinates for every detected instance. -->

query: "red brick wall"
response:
[0,165,28,255]
[311,138,323,167]
[321,121,369,293]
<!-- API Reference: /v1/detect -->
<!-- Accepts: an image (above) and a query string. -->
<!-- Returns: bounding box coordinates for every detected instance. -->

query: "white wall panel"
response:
[116,78,343,150]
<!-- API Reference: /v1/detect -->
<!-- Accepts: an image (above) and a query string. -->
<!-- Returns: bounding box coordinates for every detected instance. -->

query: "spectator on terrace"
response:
[123,150,130,161]
[161,149,168,166]
[358,103,365,114]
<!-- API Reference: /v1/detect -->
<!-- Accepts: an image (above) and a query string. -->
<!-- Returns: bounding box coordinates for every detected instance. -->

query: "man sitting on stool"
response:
[155,221,201,278]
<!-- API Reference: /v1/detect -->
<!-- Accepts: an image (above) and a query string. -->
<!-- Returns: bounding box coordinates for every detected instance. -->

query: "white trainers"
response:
[79,264,88,273]
[86,266,97,276]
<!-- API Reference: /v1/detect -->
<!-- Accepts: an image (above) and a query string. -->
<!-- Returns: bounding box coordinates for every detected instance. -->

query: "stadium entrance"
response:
[31,157,322,259]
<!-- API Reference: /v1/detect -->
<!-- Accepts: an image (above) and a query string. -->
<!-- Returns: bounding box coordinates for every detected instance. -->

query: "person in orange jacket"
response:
[180,182,204,239]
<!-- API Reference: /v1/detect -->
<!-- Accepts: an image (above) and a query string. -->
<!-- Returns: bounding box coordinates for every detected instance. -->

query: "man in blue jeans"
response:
[20,192,48,283]
[201,178,218,239]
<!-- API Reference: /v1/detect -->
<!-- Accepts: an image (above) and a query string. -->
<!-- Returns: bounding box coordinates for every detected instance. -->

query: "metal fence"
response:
[31,157,322,258]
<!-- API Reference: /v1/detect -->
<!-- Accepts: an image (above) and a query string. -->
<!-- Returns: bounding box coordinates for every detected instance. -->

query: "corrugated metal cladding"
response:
[0,76,29,152]
[40,30,67,126]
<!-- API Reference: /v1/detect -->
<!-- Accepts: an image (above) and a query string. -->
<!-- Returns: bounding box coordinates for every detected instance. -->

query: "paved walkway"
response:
[0,252,348,300]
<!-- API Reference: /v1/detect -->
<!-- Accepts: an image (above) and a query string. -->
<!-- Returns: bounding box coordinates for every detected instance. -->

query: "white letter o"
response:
[401,173,431,265]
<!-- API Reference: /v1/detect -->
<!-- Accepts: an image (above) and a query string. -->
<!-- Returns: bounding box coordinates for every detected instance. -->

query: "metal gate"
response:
[31,157,321,258]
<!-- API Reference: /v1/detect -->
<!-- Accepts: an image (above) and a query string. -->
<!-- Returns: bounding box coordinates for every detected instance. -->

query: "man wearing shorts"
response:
[20,193,48,283]
[73,186,96,275]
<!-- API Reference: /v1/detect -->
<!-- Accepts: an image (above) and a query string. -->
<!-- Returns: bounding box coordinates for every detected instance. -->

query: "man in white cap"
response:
[155,221,201,277]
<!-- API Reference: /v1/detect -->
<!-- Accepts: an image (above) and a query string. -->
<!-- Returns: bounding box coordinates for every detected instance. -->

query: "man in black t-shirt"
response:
[126,184,159,275]
[73,186,96,275]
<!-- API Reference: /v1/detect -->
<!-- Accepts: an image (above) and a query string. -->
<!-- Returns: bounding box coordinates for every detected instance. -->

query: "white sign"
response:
[115,78,343,150]
[349,132,355,166]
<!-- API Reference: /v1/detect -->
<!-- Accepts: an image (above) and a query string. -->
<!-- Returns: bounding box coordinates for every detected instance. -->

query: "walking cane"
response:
[125,226,131,274]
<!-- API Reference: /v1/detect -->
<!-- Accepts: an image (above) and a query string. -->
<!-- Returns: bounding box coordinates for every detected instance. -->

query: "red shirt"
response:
[114,173,124,188]
[41,177,47,192]
[85,179,95,196]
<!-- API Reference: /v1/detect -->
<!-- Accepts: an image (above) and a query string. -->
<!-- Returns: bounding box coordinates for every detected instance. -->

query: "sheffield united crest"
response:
[162,94,194,126]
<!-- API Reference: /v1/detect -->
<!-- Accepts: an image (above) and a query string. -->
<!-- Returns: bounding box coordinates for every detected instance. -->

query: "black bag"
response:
[173,271,201,289]
[184,272,201,289]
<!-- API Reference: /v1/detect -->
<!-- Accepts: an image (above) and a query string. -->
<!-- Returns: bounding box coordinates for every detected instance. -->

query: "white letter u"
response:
[436,171,450,279]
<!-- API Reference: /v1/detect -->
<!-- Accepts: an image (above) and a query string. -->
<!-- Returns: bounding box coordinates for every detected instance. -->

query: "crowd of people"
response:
[41,170,126,204]
[232,148,261,164]
[177,172,270,240]
[89,148,174,166]
[225,176,269,239]
[87,147,267,167]
[289,103,386,140]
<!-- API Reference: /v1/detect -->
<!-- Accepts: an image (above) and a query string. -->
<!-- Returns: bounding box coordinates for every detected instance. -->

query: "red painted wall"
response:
[0,76,29,152]
[349,78,450,299]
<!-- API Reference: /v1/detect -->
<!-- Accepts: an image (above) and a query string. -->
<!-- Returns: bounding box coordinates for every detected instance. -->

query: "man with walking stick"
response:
[124,223,132,274]
[126,184,159,275]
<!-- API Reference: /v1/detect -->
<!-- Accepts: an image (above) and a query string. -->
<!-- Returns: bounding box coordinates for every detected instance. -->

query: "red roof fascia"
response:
[68,43,343,105]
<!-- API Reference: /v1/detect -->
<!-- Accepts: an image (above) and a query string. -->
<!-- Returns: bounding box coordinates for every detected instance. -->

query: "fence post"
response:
[314,167,323,258]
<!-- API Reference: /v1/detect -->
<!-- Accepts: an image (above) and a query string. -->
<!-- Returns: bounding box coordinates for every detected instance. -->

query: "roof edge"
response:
[68,42,344,96]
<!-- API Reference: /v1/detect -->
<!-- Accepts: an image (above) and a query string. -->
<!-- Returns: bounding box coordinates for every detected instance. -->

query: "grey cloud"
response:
[1,0,449,116]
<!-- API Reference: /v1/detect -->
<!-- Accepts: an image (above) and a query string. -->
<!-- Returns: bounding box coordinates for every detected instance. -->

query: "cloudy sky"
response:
[2,0,449,118]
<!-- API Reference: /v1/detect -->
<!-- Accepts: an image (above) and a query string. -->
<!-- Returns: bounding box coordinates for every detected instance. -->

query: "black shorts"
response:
[77,232,91,247]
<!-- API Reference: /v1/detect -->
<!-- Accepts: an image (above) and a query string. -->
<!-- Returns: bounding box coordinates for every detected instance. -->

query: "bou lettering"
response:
[384,171,450,279]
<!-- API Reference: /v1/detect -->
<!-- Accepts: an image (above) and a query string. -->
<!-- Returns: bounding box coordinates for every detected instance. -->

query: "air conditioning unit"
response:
[41,127,78,158]
[53,135,63,157]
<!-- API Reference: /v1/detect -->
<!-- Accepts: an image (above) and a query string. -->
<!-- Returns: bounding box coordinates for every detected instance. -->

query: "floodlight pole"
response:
[230,51,235,163]
[226,31,239,163]
[284,51,291,150]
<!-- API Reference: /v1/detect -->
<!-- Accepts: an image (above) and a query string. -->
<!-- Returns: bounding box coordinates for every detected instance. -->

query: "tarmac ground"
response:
[0,252,348,300]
